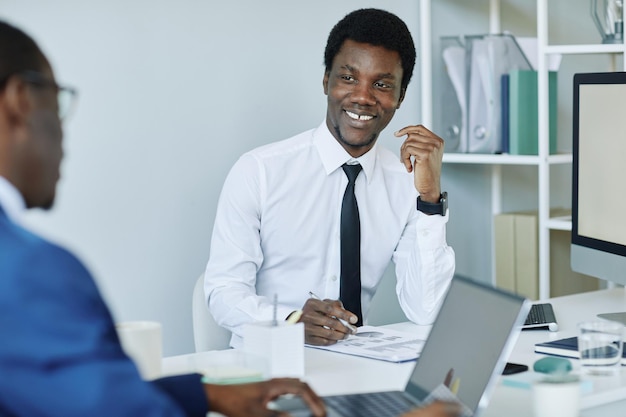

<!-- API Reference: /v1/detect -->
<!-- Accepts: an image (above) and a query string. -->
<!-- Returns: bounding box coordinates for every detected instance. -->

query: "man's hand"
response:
[300,298,358,345]
[205,378,326,417]
[395,125,444,202]
[401,401,461,417]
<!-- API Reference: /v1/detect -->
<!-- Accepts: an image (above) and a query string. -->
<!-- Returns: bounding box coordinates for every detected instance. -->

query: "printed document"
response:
[306,325,425,362]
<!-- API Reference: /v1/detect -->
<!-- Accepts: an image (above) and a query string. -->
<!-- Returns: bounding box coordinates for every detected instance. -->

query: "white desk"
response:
[484,288,626,417]
[163,288,626,416]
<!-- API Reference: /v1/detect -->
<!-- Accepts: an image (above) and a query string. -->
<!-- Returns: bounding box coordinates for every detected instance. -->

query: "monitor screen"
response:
[571,72,626,286]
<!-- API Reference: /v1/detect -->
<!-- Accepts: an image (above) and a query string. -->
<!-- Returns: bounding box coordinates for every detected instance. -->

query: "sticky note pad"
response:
[502,372,593,394]
[201,366,264,385]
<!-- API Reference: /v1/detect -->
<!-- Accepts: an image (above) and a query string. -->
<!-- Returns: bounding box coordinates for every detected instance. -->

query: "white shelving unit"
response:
[420,0,626,299]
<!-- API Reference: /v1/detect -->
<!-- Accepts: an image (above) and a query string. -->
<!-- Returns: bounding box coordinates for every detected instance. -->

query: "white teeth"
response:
[346,110,374,121]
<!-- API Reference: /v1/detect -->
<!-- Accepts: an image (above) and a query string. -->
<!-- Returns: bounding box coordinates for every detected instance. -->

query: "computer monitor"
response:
[571,71,626,324]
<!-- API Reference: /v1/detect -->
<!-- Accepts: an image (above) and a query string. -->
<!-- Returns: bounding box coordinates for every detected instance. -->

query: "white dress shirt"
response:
[0,176,26,223]
[205,121,455,347]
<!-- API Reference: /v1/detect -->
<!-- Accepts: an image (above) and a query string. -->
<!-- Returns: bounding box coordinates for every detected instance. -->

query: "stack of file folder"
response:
[438,33,557,155]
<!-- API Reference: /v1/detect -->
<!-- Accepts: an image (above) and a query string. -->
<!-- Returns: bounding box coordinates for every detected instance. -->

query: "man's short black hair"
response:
[0,21,46,86]
[324,8,416,91]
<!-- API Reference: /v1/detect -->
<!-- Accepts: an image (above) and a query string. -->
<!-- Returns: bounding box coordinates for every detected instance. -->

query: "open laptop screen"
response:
[405,276,528,413]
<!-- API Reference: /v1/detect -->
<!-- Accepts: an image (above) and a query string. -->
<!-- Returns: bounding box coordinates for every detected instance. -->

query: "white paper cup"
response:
[116,321,162,380]
[532,376,580,417]
[578,320,623,375]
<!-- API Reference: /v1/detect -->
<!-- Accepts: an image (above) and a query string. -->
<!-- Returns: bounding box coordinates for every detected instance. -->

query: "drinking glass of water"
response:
[578,320,624,375]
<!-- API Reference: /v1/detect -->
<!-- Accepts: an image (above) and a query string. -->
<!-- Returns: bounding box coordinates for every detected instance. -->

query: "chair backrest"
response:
[192,274,231,352]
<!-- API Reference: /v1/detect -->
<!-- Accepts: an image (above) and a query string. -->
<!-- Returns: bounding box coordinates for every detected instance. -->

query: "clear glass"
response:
[578,320,624,375]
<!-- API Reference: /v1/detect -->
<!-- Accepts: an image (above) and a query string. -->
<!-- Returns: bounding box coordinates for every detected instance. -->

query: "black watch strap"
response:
[416,192,448,216]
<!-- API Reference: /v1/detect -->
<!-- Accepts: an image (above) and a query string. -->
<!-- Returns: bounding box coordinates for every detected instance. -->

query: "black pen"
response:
[308,291,358,333]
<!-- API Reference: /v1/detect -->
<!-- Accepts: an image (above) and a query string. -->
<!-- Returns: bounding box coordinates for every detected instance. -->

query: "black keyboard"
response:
[523,303,558,331]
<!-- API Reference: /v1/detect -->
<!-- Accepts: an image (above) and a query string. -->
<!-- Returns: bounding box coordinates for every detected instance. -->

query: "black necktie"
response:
[340,163,363,326]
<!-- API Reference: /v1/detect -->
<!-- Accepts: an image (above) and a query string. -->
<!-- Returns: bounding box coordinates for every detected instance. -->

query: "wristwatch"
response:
[416,192,448,216]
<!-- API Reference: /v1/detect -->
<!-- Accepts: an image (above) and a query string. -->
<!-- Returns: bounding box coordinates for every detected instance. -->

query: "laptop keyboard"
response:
[325,391,414,417]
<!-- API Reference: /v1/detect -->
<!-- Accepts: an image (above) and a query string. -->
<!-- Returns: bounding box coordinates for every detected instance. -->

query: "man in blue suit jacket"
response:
[0,20,325,417]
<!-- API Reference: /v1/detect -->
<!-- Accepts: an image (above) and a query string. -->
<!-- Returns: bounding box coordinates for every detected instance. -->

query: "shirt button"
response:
[330,275,338,281]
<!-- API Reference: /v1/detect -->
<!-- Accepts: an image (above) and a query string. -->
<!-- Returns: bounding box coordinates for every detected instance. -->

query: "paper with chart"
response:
[306,325,425,362]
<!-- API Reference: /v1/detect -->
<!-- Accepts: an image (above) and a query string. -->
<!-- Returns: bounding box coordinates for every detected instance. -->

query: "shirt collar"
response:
[313,120,378,183]
[0,176,27,223]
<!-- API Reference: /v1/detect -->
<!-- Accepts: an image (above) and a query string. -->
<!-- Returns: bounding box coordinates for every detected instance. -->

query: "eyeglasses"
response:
[18,71,78,121]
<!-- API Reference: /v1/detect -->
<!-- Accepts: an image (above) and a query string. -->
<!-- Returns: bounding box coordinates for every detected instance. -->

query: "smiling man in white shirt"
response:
[204,8,455,347]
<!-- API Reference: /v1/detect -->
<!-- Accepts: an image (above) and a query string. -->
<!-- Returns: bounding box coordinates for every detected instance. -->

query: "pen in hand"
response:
[308,291,358,334]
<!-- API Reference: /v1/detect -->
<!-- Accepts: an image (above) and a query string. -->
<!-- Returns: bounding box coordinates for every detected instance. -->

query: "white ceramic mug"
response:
[116,321,162,380]
[532,376,580,417]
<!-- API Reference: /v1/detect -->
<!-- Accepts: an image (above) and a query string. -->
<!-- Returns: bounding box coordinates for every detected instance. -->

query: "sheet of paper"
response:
[306,325,425,362]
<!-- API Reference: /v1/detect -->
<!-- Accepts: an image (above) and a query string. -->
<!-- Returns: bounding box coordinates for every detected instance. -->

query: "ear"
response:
[1,75,32,126]
[322,71,330,95]
[396,88,406,110]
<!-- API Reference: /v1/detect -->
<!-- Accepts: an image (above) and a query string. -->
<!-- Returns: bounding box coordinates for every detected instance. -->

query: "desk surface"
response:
[163,288,626,416]
[486,288,626,417]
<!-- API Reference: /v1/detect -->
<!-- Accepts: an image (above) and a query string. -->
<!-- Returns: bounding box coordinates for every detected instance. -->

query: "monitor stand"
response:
[598,312,626,325]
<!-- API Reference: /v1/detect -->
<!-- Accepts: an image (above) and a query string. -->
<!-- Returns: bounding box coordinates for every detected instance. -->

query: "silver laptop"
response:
[275,275,530,417]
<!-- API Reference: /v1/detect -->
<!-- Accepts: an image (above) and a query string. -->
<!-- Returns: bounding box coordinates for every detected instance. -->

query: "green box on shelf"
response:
[508,70,557,155]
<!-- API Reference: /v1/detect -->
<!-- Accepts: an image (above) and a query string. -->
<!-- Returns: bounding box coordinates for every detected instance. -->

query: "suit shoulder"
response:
[0,219,88,277]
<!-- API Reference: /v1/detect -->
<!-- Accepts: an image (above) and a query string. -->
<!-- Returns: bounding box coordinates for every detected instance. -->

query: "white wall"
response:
[2,0,422,355]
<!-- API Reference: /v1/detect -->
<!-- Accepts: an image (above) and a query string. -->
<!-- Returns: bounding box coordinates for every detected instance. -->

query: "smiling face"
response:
[323,39,405,158]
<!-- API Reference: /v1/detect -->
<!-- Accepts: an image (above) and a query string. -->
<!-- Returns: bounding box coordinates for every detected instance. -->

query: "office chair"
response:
[192,274,231,352]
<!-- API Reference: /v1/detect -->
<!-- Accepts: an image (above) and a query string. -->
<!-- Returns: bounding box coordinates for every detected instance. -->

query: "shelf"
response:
[545,44,625,55]
[423,0,608,300]
[546,216,572,231]
[443,153,572,165]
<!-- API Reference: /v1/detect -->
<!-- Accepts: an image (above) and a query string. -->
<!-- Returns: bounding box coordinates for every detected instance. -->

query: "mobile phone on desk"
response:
[502,362,528,375]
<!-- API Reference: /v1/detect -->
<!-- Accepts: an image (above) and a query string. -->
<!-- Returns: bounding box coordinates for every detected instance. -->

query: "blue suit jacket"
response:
[0,206,208,417]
